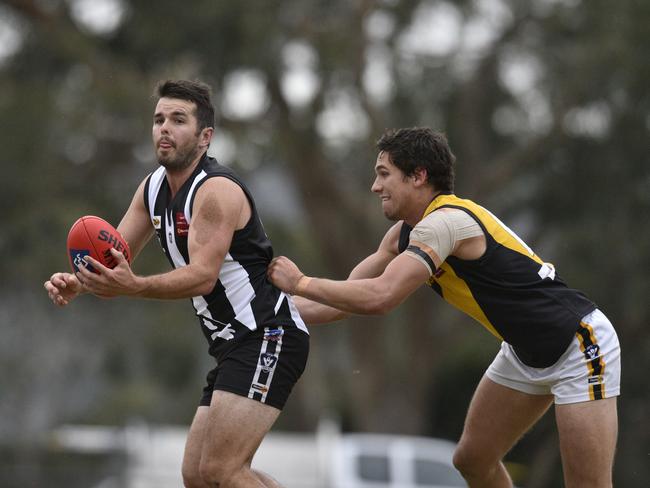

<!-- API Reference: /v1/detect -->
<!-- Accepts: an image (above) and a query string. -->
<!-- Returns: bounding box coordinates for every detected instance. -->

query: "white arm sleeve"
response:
[404,209,483,275]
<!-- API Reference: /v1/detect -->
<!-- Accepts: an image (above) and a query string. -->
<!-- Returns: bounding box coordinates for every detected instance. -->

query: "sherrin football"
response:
[67,216,131,273]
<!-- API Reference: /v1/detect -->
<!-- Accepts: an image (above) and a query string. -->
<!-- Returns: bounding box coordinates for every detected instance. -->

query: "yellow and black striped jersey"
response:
[399,193,596,367]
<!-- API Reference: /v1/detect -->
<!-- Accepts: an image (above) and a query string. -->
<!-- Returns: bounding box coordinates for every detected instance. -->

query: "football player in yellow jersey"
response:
[268,127,620,488]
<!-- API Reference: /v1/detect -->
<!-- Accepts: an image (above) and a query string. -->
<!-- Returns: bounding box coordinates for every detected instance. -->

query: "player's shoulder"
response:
[195,175,246,204]
[424,206,466,220]
[202,155,238,177]
[417,207,470,230]
[199,156,248,193]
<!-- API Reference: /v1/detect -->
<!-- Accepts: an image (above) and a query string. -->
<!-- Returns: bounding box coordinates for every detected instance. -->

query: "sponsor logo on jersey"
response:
[214,323,235,341]
[583,344,600,361]
[588,375,603,385]
[251,383,269,393]
[152,216,161,229]
[201,318,235,341]
[175,212,189,236]
[264,328,284,342]
[538,262,556,280]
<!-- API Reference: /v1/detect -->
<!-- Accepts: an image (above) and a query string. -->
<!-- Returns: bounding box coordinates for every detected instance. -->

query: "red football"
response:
[67,215,131,273]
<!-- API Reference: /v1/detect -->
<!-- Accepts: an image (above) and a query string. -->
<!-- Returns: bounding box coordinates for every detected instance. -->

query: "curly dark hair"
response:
[376,127,455,192]
[155,79,215,131]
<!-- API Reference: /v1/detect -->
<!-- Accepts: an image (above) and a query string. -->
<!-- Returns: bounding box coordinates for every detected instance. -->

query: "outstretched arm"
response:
[293,246,395,323]
[270,252,430,315]
[290,222,402,324]
[270,222,432,316]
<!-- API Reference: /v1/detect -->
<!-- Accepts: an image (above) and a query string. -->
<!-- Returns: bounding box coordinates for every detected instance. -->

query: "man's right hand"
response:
[268,256,306,295]
[44,272,83,307]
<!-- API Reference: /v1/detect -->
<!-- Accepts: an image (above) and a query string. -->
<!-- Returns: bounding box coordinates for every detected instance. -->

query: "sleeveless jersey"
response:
[399,193,596,367]
[144,154,307,359]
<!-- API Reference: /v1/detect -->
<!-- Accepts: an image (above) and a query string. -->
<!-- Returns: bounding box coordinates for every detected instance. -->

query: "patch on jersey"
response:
[588,375,603,385]
[538,262,556,280]
[263,328,284,342]
[251,383,269,393]
[175,212,189,236]
[583,344,600,361]
[152,215,161,229]
[259,353,278,372]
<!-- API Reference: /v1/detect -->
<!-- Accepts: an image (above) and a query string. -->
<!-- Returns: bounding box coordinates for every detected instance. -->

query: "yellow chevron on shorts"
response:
[577,321,606,400]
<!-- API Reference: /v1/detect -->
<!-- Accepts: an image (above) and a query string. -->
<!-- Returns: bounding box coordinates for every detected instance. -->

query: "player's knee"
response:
[182,457,207,488]
[453,443,495,477]
[199,457,243,487]
[183,471,208,488]
[199,458,225,486]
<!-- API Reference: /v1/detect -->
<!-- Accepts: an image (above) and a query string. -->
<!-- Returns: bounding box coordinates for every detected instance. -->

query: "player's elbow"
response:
[370,299,398,315]
[193,269,218,296]
[195,281,216,296]
[365,301,391,315]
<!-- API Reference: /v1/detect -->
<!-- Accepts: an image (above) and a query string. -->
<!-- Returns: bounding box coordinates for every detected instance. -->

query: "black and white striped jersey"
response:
[143,153,308,358]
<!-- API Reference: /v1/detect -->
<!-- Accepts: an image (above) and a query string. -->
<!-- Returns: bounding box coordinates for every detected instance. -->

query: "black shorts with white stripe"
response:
[200,326,309,410]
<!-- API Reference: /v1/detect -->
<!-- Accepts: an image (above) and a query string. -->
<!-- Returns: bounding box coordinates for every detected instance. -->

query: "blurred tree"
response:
[0,0,648,486]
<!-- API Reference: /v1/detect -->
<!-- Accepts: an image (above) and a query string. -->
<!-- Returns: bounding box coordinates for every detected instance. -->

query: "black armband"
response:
[406,245,436,272]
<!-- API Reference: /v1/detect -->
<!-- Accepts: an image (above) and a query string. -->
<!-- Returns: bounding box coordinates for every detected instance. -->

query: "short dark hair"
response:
[155,79,215,131]
[376,127,455,192]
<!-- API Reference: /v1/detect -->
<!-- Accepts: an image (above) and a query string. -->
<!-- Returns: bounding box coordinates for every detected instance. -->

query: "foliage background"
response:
[0,0,648,486]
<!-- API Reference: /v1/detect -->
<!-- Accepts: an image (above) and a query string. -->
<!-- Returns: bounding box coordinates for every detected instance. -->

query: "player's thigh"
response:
[457,375,553,463]
[555,398,617,487]
[201,390,281,469]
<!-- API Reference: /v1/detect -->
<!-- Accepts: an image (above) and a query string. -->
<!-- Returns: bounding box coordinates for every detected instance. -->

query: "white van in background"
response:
[52,419,467,487]
[250,419,466,487]
[330,433,466,488]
